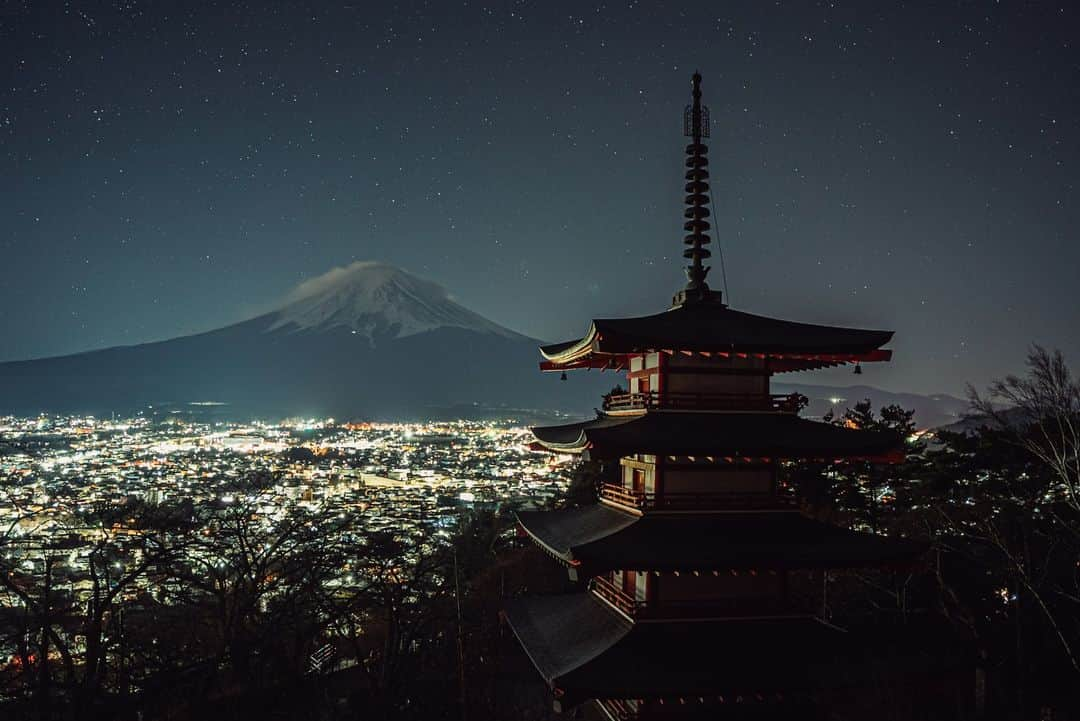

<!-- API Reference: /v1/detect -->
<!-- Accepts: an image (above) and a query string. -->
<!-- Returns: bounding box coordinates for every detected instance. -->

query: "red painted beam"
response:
[541,348,891,372]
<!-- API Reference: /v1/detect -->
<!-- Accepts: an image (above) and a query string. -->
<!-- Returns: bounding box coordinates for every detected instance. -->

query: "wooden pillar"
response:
[655,453,665,503]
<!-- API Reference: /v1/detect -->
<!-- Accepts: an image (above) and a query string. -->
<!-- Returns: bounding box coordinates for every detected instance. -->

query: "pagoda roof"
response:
[530,412,902,461]
[503,592,847,709]
[517,505,926,577]
[540,302,893,372]
[504,592,968,711]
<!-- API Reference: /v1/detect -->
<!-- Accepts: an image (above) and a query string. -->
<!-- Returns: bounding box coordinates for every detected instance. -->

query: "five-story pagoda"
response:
[503,73,925,719]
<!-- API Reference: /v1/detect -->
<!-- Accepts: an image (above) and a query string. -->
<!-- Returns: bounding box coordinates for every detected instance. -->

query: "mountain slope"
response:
[268,261,521,340]
[0,263,602,418]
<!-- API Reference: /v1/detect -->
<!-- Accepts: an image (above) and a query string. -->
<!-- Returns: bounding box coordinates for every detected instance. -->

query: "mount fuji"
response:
[0,262,603,419]
[268,261,521,341]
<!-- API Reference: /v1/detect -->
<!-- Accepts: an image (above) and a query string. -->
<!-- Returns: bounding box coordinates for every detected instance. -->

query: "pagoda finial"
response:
[674,71,722,307]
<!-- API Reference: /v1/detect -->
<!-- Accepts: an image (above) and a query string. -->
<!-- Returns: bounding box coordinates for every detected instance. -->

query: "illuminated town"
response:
[0,412,570,600]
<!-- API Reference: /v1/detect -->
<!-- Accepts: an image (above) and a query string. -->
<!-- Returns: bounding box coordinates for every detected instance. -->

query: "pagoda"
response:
[503,73,925,719]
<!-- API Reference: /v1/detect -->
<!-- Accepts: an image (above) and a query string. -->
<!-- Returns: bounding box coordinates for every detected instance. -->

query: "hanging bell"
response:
[560,372,568,382]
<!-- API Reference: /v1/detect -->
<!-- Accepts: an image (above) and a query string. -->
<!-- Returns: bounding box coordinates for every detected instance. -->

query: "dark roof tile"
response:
[517,505,926,573]
[531,412,901,459]
[541,303,892,360]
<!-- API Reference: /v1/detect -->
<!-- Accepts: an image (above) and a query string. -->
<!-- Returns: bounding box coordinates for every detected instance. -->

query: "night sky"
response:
[4,1,1078,396]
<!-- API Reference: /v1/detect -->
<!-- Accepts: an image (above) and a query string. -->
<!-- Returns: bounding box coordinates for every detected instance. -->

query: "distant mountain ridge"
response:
[0,262,599,419]
[773,382,969,430]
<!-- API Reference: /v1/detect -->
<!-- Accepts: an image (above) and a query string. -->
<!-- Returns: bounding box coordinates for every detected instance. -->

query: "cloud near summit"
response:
[282,261,451,306]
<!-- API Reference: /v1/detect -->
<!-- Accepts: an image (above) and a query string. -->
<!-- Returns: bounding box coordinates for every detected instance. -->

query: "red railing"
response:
[598,483,796,511]
[590,576,639,617]
[603,391,804,413]
[598,483,648,509]
[588,576,817,620]
[595,699,637,721]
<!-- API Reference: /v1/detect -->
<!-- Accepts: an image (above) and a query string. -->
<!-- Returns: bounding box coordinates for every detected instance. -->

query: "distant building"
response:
[503,73,929,719]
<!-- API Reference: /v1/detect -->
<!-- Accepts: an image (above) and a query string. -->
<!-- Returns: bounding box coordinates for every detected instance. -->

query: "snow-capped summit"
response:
[269,261,520,341]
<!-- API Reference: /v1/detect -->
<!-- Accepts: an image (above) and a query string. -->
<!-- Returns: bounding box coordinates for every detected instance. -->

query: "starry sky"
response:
[3,1,1078,396]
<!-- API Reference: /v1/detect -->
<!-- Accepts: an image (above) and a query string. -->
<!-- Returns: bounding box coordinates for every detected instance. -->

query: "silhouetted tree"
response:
[160,486,356,718]
[0,498,195,719]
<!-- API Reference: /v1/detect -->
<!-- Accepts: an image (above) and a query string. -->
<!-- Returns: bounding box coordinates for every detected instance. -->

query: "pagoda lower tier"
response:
[502,592,957,714]
[516,505,926,580]
[503,592,842,711]
[530,411,903,461]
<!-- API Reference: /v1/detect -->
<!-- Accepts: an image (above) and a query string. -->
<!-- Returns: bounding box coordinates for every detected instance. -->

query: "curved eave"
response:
[528,434,590,455]
[515,505,927,577]
[514,511,576,567]
[541,348,891,374]
[539,324,599,364]
[530,413,905,462]
[537,306,894,372]
[529,415,632,456]
[529,436,590,455]
[503,594,849,708]
[503,593,964,711]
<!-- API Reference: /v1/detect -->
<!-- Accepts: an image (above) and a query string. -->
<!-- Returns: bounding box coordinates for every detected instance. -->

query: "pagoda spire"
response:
[674,71,723,306]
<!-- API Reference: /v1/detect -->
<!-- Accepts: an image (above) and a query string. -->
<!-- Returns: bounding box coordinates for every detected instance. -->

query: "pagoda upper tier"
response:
[540,301,893,374]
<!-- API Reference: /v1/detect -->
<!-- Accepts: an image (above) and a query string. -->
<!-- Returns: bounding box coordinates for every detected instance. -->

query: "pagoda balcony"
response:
[603,391,803,413]
[588,576,816,621]
[598,483,796,511]
[595,699,637,721]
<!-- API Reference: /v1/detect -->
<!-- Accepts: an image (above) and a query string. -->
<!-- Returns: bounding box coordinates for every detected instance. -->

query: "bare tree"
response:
[967,345,1080,676]
[164,488,356,690]
[329,529,456,719]
[971,344,1080,515]
[0,498,194,719]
